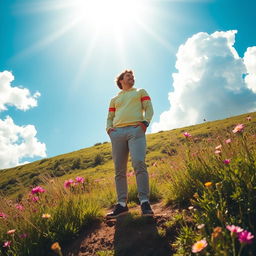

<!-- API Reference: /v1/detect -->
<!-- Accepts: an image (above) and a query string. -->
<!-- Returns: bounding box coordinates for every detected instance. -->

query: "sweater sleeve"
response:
[106,98,116,132]
[140,89,154,123]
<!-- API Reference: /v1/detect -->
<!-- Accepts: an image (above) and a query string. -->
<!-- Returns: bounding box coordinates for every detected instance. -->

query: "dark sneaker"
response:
[141,202,154,216]
[106,204,129,219]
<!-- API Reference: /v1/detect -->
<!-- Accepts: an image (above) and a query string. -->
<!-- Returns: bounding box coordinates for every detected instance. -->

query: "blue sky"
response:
[1,0,256,168]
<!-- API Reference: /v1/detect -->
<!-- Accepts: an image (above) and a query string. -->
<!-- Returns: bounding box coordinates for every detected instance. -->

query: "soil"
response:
[63,202,181,256]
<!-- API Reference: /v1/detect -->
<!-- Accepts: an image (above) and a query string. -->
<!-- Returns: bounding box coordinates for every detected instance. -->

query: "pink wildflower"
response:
[238,230,254,244]
[31,186,45,194]
[7,229,16,235]
[127,171,134,177]
[149,173,156,177]
[75,176,85,183]
[192,239,208,253]
[183,132,192,138]
[19,233,28,239]
[223,159,231,165]
[215,150,221,154]
[225,138,232,144]
[226,225,243,235]
[215,144,222,150]
[64,179,74,188]
[3,241,11,248]
[197,224,205,230]
[0,212,8,219]
[15,204,24,211]
[152,161,158,167]
[32,196,39,202]
[232,124,245,133]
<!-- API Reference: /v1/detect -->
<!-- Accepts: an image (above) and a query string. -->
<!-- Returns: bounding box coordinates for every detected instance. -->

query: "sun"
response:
[12,0,175,78]
[71,0,147,33]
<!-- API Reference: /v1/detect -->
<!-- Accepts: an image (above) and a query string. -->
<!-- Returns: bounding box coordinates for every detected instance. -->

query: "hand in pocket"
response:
[107,128,116,135]
[139,122,147,133]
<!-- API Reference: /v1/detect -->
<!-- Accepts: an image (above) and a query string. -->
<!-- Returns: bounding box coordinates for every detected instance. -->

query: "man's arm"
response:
[140,89,154,125]
[106,98,115,133]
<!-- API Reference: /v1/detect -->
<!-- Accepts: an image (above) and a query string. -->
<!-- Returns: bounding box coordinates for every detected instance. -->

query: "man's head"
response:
[115,70,135,89]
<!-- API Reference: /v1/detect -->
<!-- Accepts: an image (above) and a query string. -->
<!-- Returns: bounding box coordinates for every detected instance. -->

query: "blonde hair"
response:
[115,69,134,89]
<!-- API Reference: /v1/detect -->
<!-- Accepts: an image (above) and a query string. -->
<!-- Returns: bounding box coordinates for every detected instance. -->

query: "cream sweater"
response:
[106,87,154,132]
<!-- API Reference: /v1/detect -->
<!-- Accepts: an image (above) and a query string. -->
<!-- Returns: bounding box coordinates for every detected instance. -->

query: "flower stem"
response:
[232,237,237,256]
[238,244,245,256]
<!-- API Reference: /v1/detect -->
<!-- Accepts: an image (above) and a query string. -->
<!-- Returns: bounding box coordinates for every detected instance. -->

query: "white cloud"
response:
[0,71,46,169]
[152,30,256,132]
[244,46,256,93]
[0,116,46,169]
[0,71,40,111]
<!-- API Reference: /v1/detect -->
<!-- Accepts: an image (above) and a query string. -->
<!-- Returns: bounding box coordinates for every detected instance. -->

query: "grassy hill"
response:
[1,111,255,199]
[0,111,256,256]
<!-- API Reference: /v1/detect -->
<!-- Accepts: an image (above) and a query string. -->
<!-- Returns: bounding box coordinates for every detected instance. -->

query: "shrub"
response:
[93,154,104,166]
[29,172,39,179]
[39,158,48,164]
[7,178,17,185]
[71,158,81,170]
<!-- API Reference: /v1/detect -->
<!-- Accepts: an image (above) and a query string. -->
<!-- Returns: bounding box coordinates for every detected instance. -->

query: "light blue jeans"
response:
[109,125,149,204]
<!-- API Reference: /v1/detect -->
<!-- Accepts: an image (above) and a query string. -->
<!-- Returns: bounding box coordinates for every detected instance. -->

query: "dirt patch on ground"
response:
[64,202,180,256]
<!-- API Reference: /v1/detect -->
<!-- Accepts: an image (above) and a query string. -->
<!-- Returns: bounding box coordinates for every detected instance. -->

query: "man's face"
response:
[121,72,135,87]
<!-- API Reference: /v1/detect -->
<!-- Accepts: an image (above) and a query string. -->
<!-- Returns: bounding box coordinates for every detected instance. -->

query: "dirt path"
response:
[64,202,180,256]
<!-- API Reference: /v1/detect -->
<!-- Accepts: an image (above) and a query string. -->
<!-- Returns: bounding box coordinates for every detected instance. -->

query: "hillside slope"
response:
[1,111,255,198]
[1,111,256,256]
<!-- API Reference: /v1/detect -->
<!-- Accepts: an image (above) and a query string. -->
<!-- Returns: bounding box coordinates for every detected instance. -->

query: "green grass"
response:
[162,115,256,255]
[0,112,255,200]
[96,250,114,256]
[0,177,102,256]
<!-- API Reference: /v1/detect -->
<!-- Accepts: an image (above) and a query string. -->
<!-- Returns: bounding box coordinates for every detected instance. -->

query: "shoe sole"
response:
[106,211,129,219]
[142,213,154,217]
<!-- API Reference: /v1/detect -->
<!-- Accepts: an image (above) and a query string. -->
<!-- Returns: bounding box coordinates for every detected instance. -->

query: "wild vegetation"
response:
[0,112,255,255]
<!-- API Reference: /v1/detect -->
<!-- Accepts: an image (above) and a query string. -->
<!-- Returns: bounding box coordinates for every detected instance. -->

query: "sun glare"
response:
[12,0,175,81]
[72,0,147,32]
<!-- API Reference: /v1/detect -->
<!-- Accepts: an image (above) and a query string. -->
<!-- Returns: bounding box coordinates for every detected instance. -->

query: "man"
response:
[106,69,154,219]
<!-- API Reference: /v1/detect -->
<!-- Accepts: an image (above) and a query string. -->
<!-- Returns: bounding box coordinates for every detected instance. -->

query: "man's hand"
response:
[139,122,147,133]
[107,128,115,135]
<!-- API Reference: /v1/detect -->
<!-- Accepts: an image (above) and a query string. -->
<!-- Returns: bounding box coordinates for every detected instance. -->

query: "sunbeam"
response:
[9,0,184,77]
[71,29,101,90]
[135,17,176,54]
[11,17,80,62]
[12,0,73,15]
